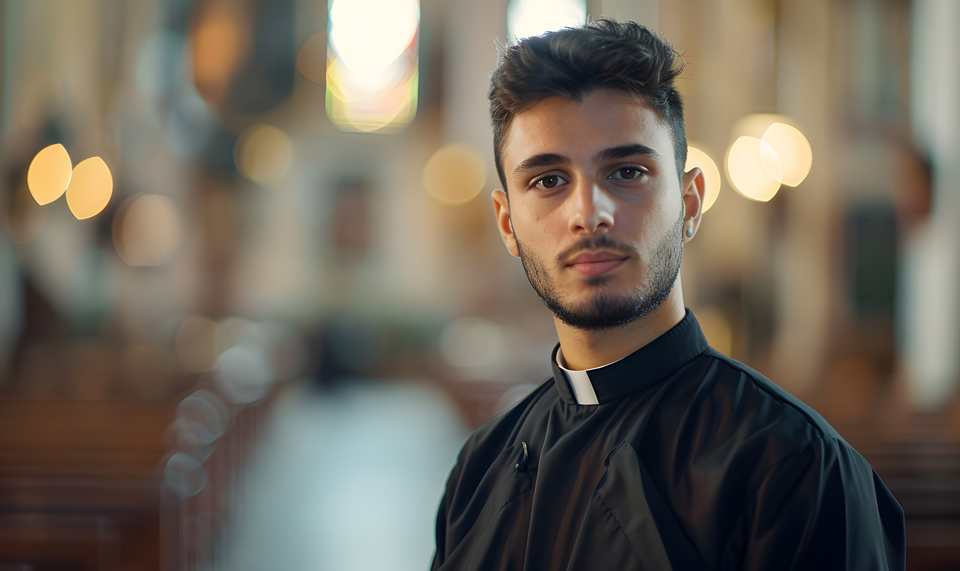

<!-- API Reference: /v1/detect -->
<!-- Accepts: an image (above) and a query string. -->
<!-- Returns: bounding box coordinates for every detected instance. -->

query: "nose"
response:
[567,178,615,235]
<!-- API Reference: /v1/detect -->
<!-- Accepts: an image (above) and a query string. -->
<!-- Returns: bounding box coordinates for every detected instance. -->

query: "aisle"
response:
[220,379,467,570]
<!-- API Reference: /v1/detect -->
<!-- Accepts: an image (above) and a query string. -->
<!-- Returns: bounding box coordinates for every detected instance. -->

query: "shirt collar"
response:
[550,309,710,405]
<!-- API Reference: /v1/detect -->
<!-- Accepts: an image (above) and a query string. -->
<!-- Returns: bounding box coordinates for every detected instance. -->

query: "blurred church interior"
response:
[0,0,959,569]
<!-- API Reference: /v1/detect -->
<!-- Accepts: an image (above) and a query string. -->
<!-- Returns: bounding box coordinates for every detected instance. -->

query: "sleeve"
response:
[431,461,461,570]
[733,437,905,571]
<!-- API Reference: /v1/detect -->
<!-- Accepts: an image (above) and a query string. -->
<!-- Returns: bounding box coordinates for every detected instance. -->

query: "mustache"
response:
[555,234,637,265]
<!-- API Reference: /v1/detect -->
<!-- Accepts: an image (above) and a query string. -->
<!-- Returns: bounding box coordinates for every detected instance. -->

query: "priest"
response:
[431,19,905,570]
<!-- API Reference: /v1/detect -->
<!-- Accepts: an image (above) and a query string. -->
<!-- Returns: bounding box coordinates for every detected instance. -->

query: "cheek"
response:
[622,205,674,248]
[515,207,556,241]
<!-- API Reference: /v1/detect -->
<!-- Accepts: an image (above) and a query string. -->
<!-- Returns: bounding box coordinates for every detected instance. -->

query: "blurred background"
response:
[0,0,958,569]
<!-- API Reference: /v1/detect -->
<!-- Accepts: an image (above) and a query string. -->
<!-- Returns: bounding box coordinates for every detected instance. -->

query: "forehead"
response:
[502,89,675,172]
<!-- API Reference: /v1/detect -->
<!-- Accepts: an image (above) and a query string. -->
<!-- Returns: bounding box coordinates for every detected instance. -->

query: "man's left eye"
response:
[609,167,643,180]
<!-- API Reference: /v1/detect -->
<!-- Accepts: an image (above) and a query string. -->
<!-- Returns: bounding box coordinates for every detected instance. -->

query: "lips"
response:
[566,251,628,277]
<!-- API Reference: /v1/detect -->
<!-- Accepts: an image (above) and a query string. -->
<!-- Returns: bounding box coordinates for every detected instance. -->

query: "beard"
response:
[515,209,684,331]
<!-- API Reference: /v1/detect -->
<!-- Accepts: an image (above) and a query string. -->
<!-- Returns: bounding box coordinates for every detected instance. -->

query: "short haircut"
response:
[489,19,687,192]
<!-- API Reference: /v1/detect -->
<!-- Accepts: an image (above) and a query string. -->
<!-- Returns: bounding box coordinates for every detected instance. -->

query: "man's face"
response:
[492,89,702,330]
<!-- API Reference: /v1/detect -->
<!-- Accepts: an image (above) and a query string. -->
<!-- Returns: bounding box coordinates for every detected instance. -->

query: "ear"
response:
[681,167,705,241]
[492,189,520,257]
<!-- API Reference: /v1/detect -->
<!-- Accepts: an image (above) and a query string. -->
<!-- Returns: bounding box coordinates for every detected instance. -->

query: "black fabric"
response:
[431,310,905,570]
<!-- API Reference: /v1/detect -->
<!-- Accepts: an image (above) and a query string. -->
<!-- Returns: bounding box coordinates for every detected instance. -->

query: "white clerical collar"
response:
[555,347,623,406]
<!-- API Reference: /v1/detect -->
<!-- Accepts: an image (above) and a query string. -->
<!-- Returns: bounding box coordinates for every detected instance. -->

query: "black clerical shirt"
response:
[431,310,905,570]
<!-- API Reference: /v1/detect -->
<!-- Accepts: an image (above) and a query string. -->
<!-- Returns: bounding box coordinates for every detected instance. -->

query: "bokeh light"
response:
[685,145,721,213]
[175,315,218,373]
[215,344,274,405]
[507,0,586,42]
[65,157,113,219]
[423,144,487,205]
[329,0,419,80]
[164,452,207,498]
[325,0,420,133]
[326,59,418,132]
[235,124,293,183]
[191,2,248,104]
[726,114,813,197]
[175,389,231,446]
[760,122,813,187]
[725,136,782,202]
[113,194,183,267]
[27,144,73,206]
[168,389,230,463]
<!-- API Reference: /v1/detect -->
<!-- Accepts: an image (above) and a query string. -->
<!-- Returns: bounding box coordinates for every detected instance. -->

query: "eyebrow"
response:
[512,144,662,177]
[595,143,662,162]
[512,153,568,177]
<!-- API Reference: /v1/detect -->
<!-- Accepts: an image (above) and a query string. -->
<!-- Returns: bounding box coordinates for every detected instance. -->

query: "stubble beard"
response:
[515,209,684,331]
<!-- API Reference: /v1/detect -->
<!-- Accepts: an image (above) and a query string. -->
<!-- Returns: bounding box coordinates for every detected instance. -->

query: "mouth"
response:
[565,251,628,277]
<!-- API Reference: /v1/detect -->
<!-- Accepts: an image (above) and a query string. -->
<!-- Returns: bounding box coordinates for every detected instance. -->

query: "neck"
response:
[555,282,686,371]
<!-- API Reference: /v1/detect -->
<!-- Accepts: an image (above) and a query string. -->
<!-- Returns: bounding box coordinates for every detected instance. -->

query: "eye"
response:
[608,167,645,180]
[533,174,568,190]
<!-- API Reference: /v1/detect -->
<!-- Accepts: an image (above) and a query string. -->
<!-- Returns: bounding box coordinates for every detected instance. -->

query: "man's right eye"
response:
[534,174,568,190]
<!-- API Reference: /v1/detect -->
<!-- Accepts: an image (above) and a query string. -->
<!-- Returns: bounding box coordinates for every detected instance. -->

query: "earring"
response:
[685,228,694,238]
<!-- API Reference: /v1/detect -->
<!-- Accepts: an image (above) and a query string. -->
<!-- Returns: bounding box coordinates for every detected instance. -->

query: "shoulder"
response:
[671,348,865,478]
[700,348,843,438]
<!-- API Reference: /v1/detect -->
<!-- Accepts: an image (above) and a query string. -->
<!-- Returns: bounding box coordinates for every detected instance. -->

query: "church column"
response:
[904,0,960,408]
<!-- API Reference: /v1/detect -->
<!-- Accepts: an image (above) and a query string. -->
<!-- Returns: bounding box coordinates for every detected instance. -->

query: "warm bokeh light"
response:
[65,156,113,219]
[235,124,293,183]
[685,145,721,213]
[329,0,419,80]
[725,136,782,202]
[728,114,813,193]
[27,144,73,206]
[326,0,420,133]
[760,122,813,187]
[295,32,327,85]
[423,144,487,205]
[113,194,183,267]
[507,0,586,41]
[191,1,249,103]
[326,59,418,132]
[175,315,219,373]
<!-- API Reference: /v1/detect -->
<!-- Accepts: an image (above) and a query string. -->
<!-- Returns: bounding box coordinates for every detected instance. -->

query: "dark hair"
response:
[489,19,687,192]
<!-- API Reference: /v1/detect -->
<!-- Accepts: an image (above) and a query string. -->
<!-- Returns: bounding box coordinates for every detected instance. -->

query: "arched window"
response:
[326,0,420,132]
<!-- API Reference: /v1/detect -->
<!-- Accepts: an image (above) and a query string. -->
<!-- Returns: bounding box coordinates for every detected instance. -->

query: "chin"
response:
[567,283,632,307]
[582,274,614,288]
[580,270,642,290]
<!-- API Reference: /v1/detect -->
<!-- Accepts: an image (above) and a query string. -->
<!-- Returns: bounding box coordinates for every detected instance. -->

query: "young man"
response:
[431,19,904,571]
